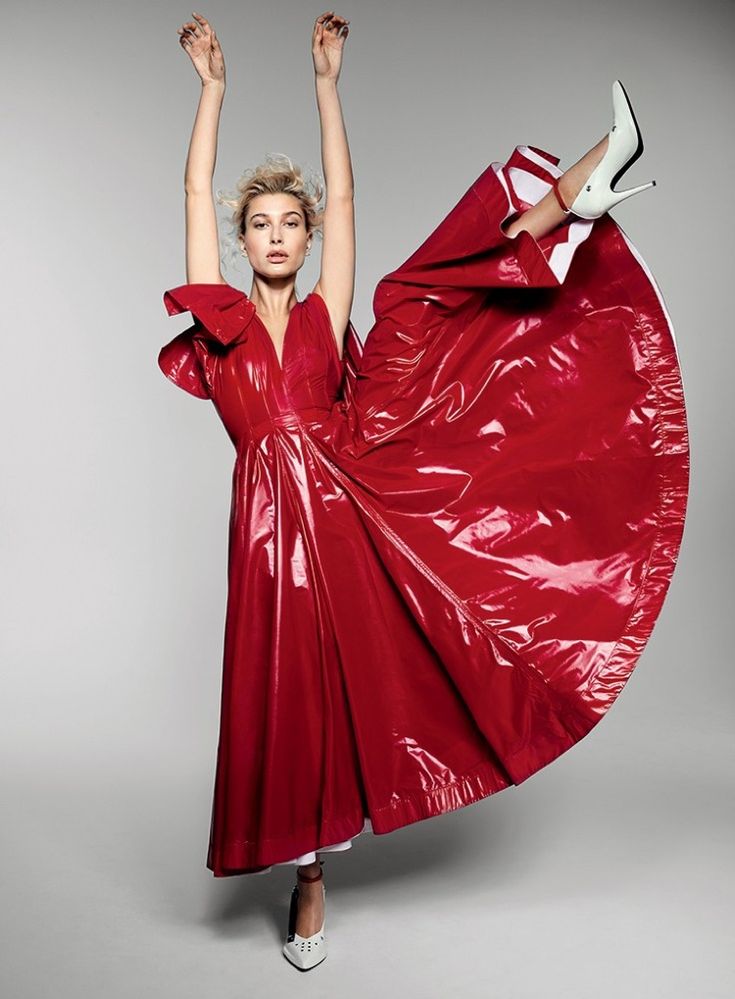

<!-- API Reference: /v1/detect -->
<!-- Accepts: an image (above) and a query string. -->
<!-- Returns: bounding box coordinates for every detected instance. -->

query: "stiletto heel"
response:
[562,79,657,220]
[282,860,327,971]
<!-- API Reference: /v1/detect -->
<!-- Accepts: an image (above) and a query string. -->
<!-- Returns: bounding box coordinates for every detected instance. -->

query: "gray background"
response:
[2,0,733,995]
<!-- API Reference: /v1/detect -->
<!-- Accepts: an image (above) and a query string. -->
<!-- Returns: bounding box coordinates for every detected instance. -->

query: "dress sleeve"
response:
[372,144,597,322]
[158,282,255,399]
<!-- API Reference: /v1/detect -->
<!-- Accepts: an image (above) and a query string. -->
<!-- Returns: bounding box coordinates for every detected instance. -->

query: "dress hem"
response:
[208,753,540,877]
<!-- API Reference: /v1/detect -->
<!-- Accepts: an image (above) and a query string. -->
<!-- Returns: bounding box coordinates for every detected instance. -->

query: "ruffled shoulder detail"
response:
[162,282,256,346]
[158,283,255,399]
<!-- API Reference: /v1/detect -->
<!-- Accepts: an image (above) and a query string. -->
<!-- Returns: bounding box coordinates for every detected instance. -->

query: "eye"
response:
[254,222,267,229]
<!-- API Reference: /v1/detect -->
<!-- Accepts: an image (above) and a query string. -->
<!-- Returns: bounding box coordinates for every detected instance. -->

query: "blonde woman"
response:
[159,10,688,972]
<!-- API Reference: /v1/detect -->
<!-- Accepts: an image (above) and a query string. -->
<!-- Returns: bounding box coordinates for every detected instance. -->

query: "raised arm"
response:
[310,13,355,354]
[177,12,227,285]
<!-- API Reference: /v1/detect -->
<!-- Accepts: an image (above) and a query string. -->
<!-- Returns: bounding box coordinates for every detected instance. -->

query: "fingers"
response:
[178,25,199,48]
[178,11,211,45]
[314,11,350,37]
[192,12,221,50]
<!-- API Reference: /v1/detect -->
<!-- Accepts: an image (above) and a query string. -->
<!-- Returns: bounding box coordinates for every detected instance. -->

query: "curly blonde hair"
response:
[216,153,325,269]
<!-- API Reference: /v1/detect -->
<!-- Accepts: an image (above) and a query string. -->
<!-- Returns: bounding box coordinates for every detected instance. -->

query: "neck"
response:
[248,277,299,317]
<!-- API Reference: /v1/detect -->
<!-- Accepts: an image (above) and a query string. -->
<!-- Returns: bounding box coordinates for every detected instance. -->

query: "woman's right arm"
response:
[177,13,227,284]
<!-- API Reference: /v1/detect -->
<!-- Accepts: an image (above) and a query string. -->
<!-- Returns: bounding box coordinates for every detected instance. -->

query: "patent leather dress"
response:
[159,142,689,877]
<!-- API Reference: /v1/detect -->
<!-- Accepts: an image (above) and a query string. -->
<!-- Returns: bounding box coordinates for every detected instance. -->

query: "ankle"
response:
[562,135,610,200]
[297,858,323,882]
[557,169,582,212]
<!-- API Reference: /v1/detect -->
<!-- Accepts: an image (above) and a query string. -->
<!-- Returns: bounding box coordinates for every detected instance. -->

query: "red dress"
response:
[158,144,689,877]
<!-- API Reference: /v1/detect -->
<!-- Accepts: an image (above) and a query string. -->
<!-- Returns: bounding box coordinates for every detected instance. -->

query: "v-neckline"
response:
[251,295,306,374]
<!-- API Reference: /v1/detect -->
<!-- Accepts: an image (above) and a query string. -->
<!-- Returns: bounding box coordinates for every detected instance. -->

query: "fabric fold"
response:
[372,144,595,325]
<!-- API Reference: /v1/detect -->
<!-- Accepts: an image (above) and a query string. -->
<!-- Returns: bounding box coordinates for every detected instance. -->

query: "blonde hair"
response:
[216,153,325,268]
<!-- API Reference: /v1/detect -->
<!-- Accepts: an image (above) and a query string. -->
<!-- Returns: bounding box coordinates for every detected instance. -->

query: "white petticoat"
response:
[252,816,373,875]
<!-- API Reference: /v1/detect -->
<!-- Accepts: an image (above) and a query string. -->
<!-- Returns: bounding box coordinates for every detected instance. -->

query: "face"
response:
[239,193,312,277]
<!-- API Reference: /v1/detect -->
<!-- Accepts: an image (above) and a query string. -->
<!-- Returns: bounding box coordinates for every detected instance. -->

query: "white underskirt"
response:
[252,816,373,874]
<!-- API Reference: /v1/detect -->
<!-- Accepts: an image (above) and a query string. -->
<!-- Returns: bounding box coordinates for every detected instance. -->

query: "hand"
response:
[312,11,349,81]
[177,12,225,86]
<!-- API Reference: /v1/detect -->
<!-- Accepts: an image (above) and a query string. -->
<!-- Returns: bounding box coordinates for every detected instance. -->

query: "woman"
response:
[159,11,689,972]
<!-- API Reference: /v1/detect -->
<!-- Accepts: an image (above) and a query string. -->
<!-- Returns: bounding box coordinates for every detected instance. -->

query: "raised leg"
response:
[504,135,610,240]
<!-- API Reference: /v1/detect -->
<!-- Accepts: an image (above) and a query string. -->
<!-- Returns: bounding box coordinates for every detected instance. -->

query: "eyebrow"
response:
[249,210,303,220]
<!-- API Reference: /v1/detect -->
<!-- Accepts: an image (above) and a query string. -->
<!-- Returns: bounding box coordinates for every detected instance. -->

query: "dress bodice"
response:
[160,286,348,449]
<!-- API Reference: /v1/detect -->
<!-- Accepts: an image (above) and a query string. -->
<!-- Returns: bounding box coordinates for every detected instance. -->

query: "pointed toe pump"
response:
[553,79,656,220]
[282,860,327,971]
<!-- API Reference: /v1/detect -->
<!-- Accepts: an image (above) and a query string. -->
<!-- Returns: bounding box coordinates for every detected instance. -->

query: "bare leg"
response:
[504,135,610,240]
[294,857,324,937]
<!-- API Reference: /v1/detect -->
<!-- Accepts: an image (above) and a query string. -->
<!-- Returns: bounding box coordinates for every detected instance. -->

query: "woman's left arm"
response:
[310,12,355,353]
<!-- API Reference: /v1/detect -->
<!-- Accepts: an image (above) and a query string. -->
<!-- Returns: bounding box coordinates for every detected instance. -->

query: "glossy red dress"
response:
[159,145,689,877]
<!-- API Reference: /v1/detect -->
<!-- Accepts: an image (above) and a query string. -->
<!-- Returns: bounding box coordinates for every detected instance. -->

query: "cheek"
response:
[244,230,267,253]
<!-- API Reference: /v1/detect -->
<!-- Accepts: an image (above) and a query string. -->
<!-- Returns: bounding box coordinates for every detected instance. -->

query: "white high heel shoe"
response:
[282,861,327,971]
[553,79,656,220]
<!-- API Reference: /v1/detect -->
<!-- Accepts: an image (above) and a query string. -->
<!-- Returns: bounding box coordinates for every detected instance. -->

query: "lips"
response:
[268,253,288,261]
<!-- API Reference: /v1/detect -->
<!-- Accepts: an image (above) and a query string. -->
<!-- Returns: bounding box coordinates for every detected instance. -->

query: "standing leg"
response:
[504,135,610,240]
[294,857,325,937]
